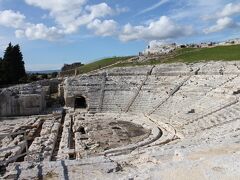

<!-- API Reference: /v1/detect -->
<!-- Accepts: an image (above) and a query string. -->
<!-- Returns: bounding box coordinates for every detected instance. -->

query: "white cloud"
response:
[0,10,26,28]
[203,2,240,20]
[137,0,170,15]
[0,1,122,41]
[87,19,118,36]
[204,17,239,33]
[119,16,193,42]
[25,0,86,12]
[170,0,225,20]
[16,24,64,41]
[0,9,65,41]
[85,3,113,18]
[25,0,115,34]
[218,3,240,17]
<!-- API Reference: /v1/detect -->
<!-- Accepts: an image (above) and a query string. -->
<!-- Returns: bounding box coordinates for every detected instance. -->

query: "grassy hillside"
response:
[60,56,132,76]
[114,44,240,67]
[60,45,240,76]
[171,44,240,63]
[76,56,132,74]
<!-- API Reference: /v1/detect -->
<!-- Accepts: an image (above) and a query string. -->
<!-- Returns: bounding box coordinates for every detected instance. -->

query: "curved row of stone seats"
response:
[154,93,237,132]
[66,75,104,86]
[63,62,240,115]
[151,63,202,76]
[219,74,240,93]
[101,68,240,115]
[192,118,240,143]
[128,76,187,113]
[64,63,203,113]
[148,75,239,138]
[105,75,146,89]
[153,117,240,161]
[170,74,240,126]
[183,101,240,135]
[97,63,217,114]
[152,74,237,121]
[198,61,240,75]
[98,65,152,76]
[101,75,146,112]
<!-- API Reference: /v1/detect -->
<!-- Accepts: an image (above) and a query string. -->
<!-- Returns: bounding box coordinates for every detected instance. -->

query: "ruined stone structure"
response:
[0,84,46,116]
[0,79,62,117]
[1,61,240,179]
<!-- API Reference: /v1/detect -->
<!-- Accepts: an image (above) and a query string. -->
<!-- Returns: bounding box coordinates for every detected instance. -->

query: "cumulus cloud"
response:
[0,10,26,28]
[15,24,64,41]
[119,16,193,42]
[202,2,240,34]
[25,0,115,34]
[204,17,239,33]
[0,9,65,41]
[25,0,86,12]
[0,1,124,41]
[218,3,240,17]
[87,19,118,36]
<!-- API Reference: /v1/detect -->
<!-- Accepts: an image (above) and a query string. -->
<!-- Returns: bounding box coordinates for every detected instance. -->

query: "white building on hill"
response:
[142,40,177,56]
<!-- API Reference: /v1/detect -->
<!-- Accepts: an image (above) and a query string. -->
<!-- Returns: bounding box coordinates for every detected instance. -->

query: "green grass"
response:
[75,56,132,74]
[168,44,240,63]
[114,45,240,68]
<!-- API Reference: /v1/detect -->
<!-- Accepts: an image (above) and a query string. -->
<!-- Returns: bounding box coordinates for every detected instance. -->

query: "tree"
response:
[13,44,26,80]
[41,74,48,79]
[1,43,26,84]
[28,74,38,81]
[51,72,58,78]
[0,58,4,85]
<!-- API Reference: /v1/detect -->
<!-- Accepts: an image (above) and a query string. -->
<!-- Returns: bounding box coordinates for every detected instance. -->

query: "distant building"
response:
[142,40,177,56]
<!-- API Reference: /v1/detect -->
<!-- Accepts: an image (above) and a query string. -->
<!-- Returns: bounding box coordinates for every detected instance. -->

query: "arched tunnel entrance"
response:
[74,96,87,109]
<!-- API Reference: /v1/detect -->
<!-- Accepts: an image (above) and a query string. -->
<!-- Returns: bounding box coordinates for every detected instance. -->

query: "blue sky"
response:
[0,0,240,70]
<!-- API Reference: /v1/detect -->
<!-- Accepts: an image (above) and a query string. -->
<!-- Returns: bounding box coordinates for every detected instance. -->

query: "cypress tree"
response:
[3,43,15,83]
[12,44,26,80]
[2,43,26,84]
[0,58,4,85]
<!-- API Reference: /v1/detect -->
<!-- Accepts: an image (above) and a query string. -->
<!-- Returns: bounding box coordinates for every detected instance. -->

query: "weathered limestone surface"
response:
[2,61,240,179]
[64,74,104,111]
[0,84,46,116]
[0,78,63,117]
[25,115,62,162]
[57,114,72,160]
[64,61,240,114]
